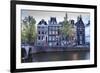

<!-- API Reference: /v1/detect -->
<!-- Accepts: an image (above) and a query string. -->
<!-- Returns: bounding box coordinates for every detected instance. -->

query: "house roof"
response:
[75,17,85,27]
[49,17,57,24]
[38,19,47,25]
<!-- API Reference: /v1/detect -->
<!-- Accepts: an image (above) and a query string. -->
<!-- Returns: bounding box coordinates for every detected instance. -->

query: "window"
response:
[53,27,55,30]
[38,31,40,34]
[42,31,44,34]
[56,42,59,46]
[55,26,57,30]
[49,31,52,35]
[45,31,47,34]
[38,36,40,40]
[55,31,58,34]
[80,28,82,30]
[52,31,55,34]
[58,30,60,35]
[52,36,56,41]
[48,27,51,30]
[49,42,52,46]
[42,36,44,40]
[42,27,44,29]
[56,36,59,40]
[80,31,83,34]
[80,36,82,44]
[49,36,52,41]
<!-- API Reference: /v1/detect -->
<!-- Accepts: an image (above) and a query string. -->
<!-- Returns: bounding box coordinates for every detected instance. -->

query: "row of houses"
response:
[36,13,89,47]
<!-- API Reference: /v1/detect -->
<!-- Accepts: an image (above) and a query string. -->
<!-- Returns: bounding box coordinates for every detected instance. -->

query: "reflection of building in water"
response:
[72,53,79,60]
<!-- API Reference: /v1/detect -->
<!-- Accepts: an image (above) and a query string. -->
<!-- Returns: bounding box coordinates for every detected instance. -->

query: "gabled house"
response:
[48,17,62,47]
[75,15,85,45]
[37,19,48,46]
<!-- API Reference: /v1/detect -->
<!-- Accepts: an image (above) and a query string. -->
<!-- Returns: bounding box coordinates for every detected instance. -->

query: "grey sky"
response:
[21,10,90,25]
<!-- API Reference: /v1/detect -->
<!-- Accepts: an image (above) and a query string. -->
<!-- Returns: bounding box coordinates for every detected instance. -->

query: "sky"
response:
[21,10,90,25]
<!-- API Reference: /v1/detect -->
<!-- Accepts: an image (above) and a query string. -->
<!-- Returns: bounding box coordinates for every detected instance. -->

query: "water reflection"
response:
[22,51,90,63]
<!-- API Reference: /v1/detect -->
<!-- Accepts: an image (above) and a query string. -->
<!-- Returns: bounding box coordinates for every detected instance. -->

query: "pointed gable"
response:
[49,17,57,25]
[75,15,85,28]
[38,19,47,25]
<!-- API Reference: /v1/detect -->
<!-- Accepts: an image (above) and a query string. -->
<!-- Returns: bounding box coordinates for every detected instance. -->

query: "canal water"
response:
[22,51,90,63]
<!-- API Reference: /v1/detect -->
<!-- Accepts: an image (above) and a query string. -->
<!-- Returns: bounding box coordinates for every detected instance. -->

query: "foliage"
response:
[21,16,36,45]
[60,19,76,40]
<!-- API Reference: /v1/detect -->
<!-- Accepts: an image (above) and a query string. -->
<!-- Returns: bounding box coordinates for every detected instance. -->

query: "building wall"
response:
[37,19,48,46]
[85,22,90,44]
[48,17,62,47]
[76,17,85,45]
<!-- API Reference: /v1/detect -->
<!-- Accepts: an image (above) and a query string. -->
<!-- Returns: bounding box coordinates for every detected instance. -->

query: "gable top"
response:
[75,15,85,27]
[50,17,57,24]
[38,19,47,25]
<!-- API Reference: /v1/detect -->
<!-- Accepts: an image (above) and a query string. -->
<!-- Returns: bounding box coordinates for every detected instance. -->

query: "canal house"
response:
[75,15,85,45]
[37,19,48,46]
[48,17,62,47]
